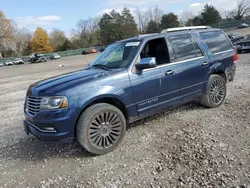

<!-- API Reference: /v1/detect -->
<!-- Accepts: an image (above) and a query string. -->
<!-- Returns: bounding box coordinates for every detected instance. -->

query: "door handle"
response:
[202,61,209,66]
[165,70,174,76]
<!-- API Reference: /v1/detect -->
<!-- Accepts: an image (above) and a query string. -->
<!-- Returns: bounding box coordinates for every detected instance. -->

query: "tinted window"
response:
[170,34,197,61]
[200,31,232,53]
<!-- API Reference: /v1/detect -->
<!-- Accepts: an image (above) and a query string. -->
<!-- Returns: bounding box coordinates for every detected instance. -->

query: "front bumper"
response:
[23,108,80,142]
[23,120,74,141]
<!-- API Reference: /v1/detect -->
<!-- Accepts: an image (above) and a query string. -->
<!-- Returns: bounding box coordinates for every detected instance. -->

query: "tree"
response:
[0,10,14,57]
[160,13,179,29]
[14,28,32,55]
[186,16,203,26]
[234,0,250,20]
[121,8,138,38]
[75,17,99,47]
[99,8,138,45]
[31,27,53,53]
[0,11,13,40]
[145,20,160,33]
[134,7,147,34]
[59,38,72,51]
[50,29,66,51]
[146,6,164,24]
[201,4,221,25]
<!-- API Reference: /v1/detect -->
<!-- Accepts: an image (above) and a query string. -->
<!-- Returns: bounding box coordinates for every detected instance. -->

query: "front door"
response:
[129,37,180,116]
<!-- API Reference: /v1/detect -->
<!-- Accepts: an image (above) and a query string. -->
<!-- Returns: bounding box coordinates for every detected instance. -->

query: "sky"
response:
[1,0,239,36]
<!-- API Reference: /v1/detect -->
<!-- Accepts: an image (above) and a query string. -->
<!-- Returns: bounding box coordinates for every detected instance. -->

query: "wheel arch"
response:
[74,95,129,135]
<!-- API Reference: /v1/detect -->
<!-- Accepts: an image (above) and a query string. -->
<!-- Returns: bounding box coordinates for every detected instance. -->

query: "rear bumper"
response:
[23,119,74,142]
[226,63,236,82]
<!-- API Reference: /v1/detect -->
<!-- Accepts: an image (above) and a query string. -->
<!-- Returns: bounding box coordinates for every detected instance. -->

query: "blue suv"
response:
[24,27,237,155]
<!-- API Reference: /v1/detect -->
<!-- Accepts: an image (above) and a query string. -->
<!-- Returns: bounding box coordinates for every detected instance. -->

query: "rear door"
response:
[168,34,209,102]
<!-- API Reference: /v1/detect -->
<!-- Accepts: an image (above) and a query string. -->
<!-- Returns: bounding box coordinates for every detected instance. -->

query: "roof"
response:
[116,27,222,43]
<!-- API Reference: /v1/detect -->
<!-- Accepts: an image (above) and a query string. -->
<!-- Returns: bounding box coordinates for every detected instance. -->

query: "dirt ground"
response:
[0,50,250,188]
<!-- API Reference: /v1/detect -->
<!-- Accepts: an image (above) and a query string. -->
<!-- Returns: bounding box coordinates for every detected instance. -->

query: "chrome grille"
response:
[26,96,42,116]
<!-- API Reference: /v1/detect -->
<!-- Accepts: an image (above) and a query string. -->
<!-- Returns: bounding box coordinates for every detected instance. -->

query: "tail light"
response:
[234,53,238,63]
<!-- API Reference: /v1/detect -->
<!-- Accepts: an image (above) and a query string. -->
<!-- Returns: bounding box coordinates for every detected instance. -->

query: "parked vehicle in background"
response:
[29,53,47,63]
[237,23,249,29]
[100,47,107,52]
[227,32,244,45]
[24,26,237,155]
[82,48,97,55]
[13,58,24,65]
[91,48,97,53]
[235,34,250,53]
[4,60,14,66]
[50,53,61,60]
[0,62,4,67]
[82,49,91,55]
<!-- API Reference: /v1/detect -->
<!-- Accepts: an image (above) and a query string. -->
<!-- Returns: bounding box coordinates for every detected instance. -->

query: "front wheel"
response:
[76,103,126,155]
[200,74,227,108]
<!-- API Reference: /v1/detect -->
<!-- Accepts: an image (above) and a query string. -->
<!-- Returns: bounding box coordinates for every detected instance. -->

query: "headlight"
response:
[40,96,68,110]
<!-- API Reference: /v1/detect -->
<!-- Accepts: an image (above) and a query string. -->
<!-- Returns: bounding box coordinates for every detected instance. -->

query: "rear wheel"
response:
[200,74,226,108]
[237,50,242,53]
[76,103,126,155]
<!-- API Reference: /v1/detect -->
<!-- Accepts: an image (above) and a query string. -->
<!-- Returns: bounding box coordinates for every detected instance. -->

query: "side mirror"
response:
[135,57,157,70]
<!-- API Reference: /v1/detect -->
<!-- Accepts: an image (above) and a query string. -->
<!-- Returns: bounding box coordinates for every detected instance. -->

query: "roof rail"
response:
[161,26,211,33]
[139,33,159,37]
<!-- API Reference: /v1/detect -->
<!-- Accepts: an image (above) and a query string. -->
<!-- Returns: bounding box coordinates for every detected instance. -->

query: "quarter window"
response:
[169,34,197,61]
[200,31,233,53]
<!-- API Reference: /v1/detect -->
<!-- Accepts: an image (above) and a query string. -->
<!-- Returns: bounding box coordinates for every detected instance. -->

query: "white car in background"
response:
[50,53,61,60]
[0,62,4,67]
[4,60,14,66]
[13,58,24,65]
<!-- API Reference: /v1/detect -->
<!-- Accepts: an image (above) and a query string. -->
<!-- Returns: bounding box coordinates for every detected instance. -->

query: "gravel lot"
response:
[0,52,249,188]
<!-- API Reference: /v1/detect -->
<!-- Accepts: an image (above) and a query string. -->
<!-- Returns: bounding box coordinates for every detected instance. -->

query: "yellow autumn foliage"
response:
[31,27,54,53]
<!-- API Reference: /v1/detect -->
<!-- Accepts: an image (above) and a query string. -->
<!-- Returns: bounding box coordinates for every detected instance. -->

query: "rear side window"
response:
[169,34,197,61]
[200,31,233,53]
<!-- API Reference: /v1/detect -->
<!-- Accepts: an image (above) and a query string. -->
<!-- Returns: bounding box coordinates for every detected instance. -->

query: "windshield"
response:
[91,41,140,69]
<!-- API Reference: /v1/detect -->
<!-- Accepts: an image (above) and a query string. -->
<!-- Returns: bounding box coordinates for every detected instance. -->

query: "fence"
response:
[212,19,250,29]
[0,45,107,64]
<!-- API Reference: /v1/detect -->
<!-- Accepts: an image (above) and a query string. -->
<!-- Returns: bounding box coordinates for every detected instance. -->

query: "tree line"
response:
[0,0,250,58]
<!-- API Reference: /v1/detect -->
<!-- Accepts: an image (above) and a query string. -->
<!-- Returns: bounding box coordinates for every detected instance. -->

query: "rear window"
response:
[200,31,233,53]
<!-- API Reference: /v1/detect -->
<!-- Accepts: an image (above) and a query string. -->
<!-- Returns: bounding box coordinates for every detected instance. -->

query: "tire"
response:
[200,74,226,108]
[238,50,242,53]
[76,103,126,155]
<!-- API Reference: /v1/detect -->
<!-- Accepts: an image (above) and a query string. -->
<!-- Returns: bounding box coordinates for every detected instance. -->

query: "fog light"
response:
[44,127,56,132]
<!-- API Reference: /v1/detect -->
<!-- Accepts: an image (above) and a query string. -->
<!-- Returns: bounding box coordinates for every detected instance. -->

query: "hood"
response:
[28,68,111,95]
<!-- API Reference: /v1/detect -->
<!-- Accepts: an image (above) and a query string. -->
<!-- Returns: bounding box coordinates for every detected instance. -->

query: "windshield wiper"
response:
[91,64,110,71]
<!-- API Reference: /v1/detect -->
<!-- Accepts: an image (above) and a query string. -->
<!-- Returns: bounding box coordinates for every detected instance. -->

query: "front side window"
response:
[91,41,140,69]
[139,38,171,66]
[200,31,233,53]
[169,34,197,61]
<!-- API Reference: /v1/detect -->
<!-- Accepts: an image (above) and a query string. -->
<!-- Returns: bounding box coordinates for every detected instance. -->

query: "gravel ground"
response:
[0,52,249,188]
